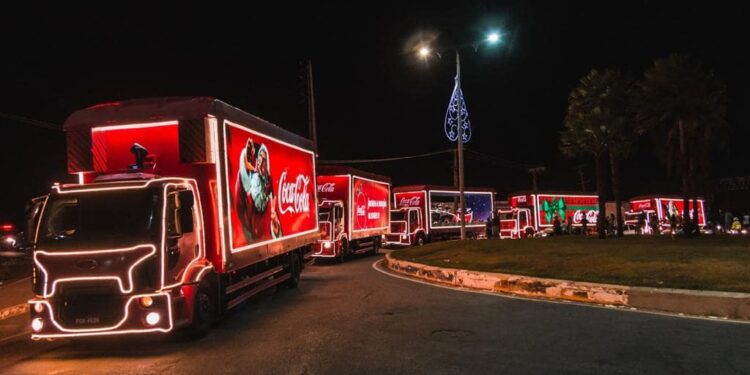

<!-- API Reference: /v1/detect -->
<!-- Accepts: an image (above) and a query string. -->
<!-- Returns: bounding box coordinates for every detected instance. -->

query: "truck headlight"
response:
[31,318,44,332]
[33,303,44,313]
[401,235,407,240]
[145,312,161,326]
[324,242,332,249]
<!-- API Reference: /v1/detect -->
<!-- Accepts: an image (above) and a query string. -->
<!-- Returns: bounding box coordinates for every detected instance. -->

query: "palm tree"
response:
[561,69,634,238]
[636,54,727,235]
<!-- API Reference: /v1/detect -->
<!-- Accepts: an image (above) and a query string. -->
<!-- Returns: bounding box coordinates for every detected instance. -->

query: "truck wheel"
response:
[339,239,349,263]
[187,279,216,338]
[415,234,425,246]
[370,238,380,256]
[283,253,301,289]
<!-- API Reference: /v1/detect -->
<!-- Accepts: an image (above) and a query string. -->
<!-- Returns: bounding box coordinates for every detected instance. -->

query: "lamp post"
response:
[418,31,501,240]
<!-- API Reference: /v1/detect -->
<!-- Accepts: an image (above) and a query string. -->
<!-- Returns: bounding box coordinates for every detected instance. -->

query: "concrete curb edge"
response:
[385,253,750,321]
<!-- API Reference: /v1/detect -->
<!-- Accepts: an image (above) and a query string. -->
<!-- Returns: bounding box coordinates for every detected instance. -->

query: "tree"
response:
[636,54,727,236]
[561,69,634,238]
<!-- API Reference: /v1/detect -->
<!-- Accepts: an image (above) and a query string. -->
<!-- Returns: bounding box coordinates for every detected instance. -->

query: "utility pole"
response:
[306,60,318,155]
[455,51,466,241]
[528,166,545,196]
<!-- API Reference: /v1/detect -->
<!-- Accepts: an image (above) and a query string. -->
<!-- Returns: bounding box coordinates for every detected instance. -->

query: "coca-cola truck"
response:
[500,192,599,238]
[26,97,318,339]
[313,166,391,261]
[625,195,706,234]
[386,185,495,245]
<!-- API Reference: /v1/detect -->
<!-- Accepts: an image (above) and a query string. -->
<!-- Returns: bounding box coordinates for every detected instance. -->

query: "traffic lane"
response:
[5,253,750,374]
[0,251,31,286]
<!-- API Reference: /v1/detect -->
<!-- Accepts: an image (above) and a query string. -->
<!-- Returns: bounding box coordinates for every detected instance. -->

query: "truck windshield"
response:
[37,188,161,250]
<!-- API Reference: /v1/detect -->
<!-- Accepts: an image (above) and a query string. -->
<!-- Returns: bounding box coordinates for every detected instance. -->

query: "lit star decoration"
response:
[444,76,471,143]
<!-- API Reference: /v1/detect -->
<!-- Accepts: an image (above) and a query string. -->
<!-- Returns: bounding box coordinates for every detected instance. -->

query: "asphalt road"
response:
[2,252,750,375]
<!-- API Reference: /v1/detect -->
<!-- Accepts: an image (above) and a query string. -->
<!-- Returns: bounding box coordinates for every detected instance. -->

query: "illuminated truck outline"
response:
[313,166,391,261]
[624,195,706,234]
[500,192,599,239]
[27,97,318,339]
[386,185,495,246]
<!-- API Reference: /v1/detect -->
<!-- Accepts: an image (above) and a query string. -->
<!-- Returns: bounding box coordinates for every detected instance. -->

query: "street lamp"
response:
[418,31,502,240]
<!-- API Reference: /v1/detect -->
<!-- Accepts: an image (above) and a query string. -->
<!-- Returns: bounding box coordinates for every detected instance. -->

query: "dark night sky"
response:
[1,1,749,224]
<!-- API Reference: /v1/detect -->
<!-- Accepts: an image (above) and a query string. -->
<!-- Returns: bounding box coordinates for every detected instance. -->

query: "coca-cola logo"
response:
[278,171,311,214]
[317,183,335,193]
[398,197,421,207]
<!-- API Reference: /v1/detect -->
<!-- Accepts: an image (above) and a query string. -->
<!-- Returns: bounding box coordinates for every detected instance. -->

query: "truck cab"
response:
[498,208,534,239]
[29,177,210,338]
[315,200,345,257]
[384,207,425,246]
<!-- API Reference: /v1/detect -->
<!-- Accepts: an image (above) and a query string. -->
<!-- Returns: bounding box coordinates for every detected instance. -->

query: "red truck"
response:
[500,192,599,238]
[625,195,706,234]
[26,97,319,339]
[313,166,391,261]
[386,185,495,245]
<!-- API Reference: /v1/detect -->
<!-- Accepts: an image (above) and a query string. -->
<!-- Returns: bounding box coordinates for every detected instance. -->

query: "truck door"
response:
[334,203,345,239]
[164,187,199,288]
[409,209,419,233]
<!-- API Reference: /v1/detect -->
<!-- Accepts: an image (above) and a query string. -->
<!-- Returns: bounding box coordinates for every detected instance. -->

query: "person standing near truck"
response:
[580,216,589,236]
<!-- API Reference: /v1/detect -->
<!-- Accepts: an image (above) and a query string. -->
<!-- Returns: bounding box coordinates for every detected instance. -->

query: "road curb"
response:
[384,253,750,321]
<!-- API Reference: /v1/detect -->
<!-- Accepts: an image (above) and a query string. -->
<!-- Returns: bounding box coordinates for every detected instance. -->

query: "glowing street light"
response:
[418,46,431,58]
[487,32,501,44]
[414,29,504,240]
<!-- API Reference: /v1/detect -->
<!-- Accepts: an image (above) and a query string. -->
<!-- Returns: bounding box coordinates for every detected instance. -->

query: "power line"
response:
[318,149,454,164]
[0,112,61,131]
[463,148,532,171]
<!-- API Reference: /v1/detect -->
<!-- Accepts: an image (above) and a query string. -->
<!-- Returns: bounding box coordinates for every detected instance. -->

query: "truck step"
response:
[225,265,284,295]
[226,273,291,310]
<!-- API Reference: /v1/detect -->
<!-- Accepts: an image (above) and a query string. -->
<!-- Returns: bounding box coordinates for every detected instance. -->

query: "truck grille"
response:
[57,284,125,329]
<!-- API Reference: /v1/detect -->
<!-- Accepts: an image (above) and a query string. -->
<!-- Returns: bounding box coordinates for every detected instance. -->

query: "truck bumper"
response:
[29,292,173,339]
[312,241,337,258]
[384,233,410,246]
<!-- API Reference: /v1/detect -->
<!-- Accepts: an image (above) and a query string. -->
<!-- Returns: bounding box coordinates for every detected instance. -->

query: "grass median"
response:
[390,236,750,293]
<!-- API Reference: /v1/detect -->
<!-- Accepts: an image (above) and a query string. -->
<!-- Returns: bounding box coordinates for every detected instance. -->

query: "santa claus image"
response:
[235,138,283,242]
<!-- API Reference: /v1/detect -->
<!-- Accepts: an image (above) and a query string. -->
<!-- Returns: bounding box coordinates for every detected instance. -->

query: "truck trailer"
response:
[27,97,319,339]
[313,166,391,262]
[500,192,599,238]
[386,185,495,245]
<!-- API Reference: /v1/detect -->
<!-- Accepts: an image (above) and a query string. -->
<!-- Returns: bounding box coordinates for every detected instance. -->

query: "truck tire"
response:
[415,233,426,246]
[187,278,216,338]
[339,239,349,263]
[283,252,301,289]
[370,237,380,256]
